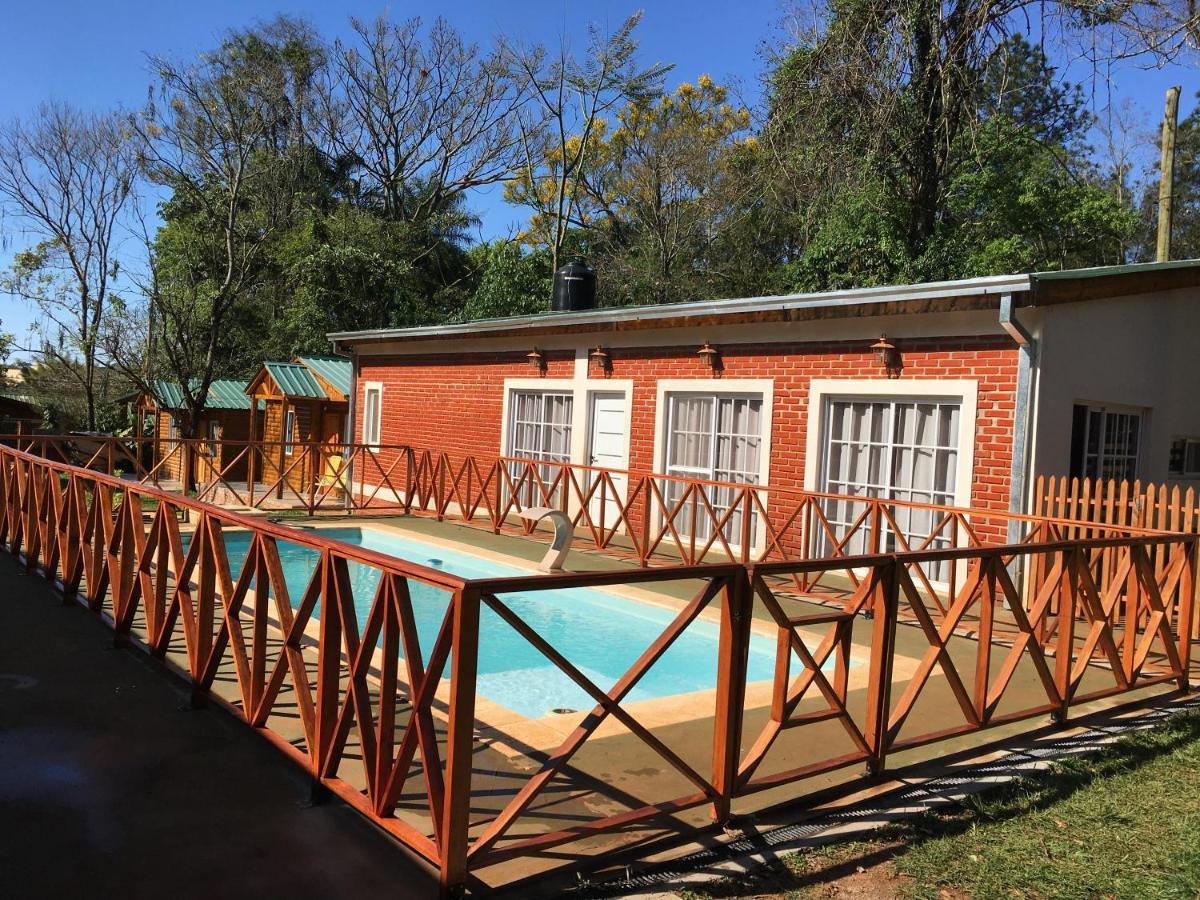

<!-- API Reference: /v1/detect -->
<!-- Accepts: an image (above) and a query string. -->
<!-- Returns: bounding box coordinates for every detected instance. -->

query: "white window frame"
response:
[804,379,977,509]
[651,379,774,553]
[1169,436,1200,478]
[806,379,978,583]
[506,388,576,465]
[362,382,383,447]
[284,408,296,456]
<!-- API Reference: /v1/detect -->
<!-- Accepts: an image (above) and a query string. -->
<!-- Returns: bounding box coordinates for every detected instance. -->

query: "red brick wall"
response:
[357,349,575,457]
[355,337,1020,526]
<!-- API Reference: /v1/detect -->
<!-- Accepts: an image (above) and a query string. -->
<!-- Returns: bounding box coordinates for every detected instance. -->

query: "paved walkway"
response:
[0,554,437,900]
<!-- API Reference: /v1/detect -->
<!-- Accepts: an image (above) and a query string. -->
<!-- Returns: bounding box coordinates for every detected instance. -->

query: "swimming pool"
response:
[216,526,798,718]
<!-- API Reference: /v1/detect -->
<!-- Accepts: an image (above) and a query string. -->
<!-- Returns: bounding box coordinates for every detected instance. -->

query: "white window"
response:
[1169,437,1200,478]
[507,390,574,505]
[663,392,763,546]
[284,409,296,456]
[1071,404,1142,482]
[363,384,382,447]
[207,420,220,457]
[820,398,961,574]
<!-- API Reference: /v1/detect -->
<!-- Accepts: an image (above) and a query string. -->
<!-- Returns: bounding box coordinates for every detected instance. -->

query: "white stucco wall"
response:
[1030,285,1200,485]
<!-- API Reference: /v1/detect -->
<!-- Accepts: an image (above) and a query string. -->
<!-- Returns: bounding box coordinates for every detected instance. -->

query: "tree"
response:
[321,16,527,224]
[0,102,136,429]
[127,21,316,436]
[502,11,673,275]
[577,75,754,304]
[757,0,1199,284]
[462,240,551,320]
[761,21,1146,287]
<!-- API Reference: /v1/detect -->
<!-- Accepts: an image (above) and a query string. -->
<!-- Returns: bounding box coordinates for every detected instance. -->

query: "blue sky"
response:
[0,0,1195,348]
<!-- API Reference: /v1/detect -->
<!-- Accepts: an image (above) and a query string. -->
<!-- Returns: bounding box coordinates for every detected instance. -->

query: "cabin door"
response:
[587,392,629,530]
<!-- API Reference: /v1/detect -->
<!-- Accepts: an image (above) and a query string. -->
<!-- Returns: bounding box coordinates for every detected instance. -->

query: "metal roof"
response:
[150,378,256,410]
[327,260,1200,347]
[263,361,327,399]
[296,355,352,397]
[327,273,1031,345]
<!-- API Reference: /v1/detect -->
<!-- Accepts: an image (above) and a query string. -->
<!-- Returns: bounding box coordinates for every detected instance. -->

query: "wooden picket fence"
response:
[1033,474,1200,639]
[1032,475,1200,537]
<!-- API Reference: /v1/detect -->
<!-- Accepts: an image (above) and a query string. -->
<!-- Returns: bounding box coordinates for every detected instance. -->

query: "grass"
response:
[683,710,1200,900]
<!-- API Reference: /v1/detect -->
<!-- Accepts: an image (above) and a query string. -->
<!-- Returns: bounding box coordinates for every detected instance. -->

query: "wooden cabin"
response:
[245,356,351,496]
[135,379,258,484]
[0,395,42,433]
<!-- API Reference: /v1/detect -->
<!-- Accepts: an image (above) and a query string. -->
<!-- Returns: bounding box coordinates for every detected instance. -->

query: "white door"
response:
[587,393,628,529]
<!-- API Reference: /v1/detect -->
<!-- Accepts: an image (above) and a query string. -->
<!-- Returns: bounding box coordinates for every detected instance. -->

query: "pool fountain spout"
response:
[516,506,573,572]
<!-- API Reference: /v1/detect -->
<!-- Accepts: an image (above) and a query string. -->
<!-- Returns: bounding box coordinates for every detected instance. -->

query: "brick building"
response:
[329,261,1200,553]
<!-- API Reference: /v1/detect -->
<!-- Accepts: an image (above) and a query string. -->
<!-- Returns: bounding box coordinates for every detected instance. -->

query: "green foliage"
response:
[461,242,551,320]
[761,31,1136,290]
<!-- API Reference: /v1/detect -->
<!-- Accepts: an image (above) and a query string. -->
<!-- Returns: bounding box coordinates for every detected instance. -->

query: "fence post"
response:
[247,439,257,507]
[440,586,480,898]
[711,568,752,825]
[1052,548,1078,724]
[863,558,899,776]
[1178,537,1196,692]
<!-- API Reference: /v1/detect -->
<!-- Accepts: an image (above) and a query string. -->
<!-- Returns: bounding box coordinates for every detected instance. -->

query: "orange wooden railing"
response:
[1,437,1197,895]
[1,433,1175,570]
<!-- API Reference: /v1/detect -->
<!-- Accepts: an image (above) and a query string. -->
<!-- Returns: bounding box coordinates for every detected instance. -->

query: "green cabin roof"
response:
[151,378,256,411]
[262,361,327,399]
[295,355,352,397]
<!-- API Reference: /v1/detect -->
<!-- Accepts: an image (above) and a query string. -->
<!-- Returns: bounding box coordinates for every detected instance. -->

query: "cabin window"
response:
[508,390,573,464]
[507,390,573,505]
[819,398,961,566]
[662,392,763,546]
[1070,404,1142,482]
[363,384,383,447]
[207,420,220,457]
[284,409,296,456]
[1169,437,1200,478]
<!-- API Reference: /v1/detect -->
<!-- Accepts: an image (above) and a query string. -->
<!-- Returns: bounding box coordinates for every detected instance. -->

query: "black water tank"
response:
[551,258,596,311]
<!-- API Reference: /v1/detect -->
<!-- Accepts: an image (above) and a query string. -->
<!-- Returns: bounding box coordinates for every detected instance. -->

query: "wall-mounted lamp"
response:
[589,346,612,374]
[697,341,723,374]
[526,347,547,374]
[871,334,901,378]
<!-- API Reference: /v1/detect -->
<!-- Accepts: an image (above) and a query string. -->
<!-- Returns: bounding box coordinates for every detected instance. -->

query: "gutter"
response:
[327,273,1033,345]
[999,293,1038,543]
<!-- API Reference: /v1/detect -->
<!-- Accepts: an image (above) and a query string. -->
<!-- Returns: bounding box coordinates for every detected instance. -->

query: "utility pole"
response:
[1156,86,1181,263]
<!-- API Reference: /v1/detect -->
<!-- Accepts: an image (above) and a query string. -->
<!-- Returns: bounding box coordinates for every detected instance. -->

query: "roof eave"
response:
[328,273,1033,347]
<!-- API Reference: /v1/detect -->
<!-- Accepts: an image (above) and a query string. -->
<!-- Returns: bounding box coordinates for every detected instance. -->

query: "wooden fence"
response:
[1034,474,1200,535]
[2,439,1197,895]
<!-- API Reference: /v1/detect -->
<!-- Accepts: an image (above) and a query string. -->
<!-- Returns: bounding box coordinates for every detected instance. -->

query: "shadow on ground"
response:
[0,554,438,900]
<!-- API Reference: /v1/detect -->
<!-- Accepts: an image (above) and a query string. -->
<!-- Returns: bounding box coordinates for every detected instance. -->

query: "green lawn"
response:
[685,710,1200,899]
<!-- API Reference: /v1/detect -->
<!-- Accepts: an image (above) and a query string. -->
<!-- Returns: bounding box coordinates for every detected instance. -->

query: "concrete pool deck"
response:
[9,509,1194,895]
[0,552,438,899]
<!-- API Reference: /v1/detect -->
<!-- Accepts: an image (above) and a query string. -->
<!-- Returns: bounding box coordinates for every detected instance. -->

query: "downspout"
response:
[999,292,1038,545]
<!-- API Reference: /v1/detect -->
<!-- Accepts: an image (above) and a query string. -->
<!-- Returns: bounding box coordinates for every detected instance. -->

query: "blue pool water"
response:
[217,526,800,718]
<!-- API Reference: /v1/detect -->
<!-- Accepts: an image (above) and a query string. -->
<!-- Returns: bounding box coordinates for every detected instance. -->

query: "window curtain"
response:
[664,393,763,549]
